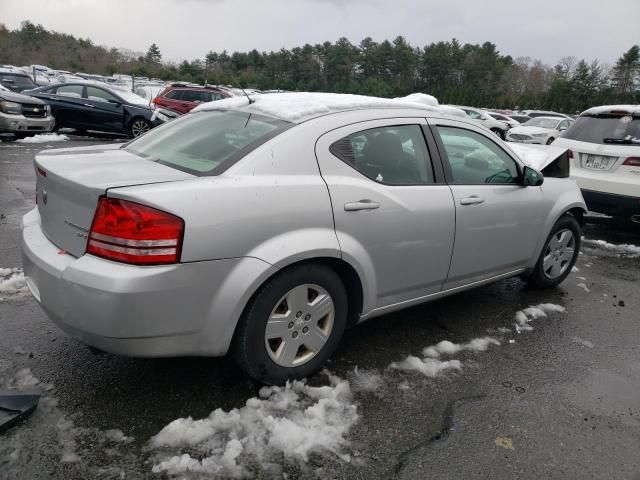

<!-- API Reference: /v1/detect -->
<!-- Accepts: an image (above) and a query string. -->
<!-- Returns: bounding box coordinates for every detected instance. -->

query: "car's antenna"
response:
[241,87,254,105]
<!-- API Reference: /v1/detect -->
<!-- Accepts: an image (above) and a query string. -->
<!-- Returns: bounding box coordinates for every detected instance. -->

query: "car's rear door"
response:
[83,86,125,133]
[428,118,545,289]
[47,84,86,128]
[316,118,455,309]
[159,89,185,113]
[179,90,204,112]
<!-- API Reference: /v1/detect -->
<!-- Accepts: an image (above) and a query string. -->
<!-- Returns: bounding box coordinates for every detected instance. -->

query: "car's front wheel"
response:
[128,118,151,138]
[232,264,348,385]
[522,214,581,288]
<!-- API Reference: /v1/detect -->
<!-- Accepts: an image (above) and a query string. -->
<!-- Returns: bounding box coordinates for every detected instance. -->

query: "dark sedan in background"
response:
[23,82,170,137]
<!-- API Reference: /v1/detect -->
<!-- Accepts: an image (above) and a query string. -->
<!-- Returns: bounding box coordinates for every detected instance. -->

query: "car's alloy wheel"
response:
[130,119,150,137]
[521,214,581,288]
[232,264,348,384]
[542,228,575,279]
[265,284,335,367]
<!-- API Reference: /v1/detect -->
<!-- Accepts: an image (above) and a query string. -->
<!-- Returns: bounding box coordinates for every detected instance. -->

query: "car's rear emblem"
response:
[42,189,47,205]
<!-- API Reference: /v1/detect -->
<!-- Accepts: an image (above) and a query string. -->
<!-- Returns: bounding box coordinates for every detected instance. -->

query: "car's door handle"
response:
[344,200,380,211]
[83,103,95,108]
[460,196,485,206]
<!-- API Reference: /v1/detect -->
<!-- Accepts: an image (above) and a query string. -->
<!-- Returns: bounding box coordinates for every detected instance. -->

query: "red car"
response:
[152,85,230,114]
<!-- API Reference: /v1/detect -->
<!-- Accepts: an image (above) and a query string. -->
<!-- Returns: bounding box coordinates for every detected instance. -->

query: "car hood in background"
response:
[509,126,556,136]
[0,90,47,104]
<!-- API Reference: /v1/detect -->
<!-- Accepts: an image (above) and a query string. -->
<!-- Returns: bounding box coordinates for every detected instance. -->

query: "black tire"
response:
[232,263,348,385]
[522,215,581,288]
[546,137,555,145]
[128,118,151,138]
[491,128,505,140]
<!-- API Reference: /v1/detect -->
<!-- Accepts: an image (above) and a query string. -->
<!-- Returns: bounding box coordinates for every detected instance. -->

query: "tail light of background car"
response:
[622,157,640,166]
[87,197,184,265]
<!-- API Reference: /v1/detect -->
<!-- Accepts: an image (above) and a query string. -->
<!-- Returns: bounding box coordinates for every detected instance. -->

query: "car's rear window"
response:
[125,110,291,175]
[562,114,640,145]
[0,73,35,89]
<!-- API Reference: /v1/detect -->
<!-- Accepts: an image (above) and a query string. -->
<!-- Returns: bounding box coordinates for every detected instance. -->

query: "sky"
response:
[1,0,638,66]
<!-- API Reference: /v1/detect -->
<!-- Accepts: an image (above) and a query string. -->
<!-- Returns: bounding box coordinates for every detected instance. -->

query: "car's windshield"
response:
[523,117,560,129]
[0,73,35,88]
[125,110,291,175]
[562,114,640,145]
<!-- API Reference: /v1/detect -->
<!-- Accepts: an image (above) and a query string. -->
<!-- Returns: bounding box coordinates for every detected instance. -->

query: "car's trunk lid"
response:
[35,144,193,257]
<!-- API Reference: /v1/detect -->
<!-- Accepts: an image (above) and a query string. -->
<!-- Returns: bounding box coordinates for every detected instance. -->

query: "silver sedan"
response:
[21,93,586,384]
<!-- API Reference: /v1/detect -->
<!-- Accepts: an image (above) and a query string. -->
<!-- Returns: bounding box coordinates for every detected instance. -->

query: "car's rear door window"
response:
[164,90,183,100]
[55,85,84,98]
[329,125,435,185]
[436,126,520,184]
[125,110,291,175]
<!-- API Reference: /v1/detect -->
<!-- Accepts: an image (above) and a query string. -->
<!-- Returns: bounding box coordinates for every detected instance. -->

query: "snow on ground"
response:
[576,283,591,293]
[150,372,358,478]
[390,356,463,377]
[583,239,640,256]
[348,367,385,393]
[15,133,69,144]
[514,303,565,333]
[0,267,28,301]
[422,337,500,358]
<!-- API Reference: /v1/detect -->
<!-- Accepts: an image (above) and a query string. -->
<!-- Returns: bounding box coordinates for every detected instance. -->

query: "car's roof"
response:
[192,92,467,123]
[0,68,31,76]
[581,105,640,116]
[525,116,564,121]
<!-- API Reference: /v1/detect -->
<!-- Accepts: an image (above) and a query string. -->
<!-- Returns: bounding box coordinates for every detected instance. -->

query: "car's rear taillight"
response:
[623,157,640,166]
[567,149,574,159]
[87,197,183,265]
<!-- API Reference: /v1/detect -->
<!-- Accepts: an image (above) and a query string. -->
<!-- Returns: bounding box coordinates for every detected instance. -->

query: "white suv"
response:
[553,105,640,221]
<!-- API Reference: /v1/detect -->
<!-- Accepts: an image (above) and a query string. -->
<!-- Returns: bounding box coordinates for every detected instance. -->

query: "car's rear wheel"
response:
[522,215,581,288]
[232,264,348,385]
[129,118,151,138]
[546,137,555,145]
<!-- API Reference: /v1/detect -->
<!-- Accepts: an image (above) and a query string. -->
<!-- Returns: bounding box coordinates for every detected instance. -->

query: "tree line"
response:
[1,21,639,113]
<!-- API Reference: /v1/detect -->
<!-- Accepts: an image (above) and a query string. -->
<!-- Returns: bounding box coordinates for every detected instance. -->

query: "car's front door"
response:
[83,86,125,133]
[316,119,456,310]
[429,120,545,289]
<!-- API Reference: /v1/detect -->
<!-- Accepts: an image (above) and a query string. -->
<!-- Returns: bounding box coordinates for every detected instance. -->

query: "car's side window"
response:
[330,125,435,185]
[55,85,83,98]
[86,87,117,103]
[165,90,183,100]
[464,109,481,120]
[436,126,520,185]
[181,90,202,102]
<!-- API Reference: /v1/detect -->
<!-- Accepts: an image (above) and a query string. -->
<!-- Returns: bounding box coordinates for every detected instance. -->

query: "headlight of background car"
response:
[45,104,51,114]
[532,133,548,138]
[155,111,170,123]
[0,100,22,115]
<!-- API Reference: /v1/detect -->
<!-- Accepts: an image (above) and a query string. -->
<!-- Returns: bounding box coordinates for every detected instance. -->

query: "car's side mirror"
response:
[523,166,544,186]
[559,127,567,132]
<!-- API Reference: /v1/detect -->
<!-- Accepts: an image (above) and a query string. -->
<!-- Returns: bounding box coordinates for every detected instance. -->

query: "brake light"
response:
[567,149,574,159]
[623,157,640,166]
[87,197,183,265]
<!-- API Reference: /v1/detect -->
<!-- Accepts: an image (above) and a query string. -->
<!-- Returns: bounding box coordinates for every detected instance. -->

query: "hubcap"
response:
[265,284,335,368]
[542,229,575,279]
[131,120,149,137]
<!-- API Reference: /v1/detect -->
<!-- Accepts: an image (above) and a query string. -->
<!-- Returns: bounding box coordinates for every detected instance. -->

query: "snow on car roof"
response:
[192,92,466,123]
[581,105,640,116]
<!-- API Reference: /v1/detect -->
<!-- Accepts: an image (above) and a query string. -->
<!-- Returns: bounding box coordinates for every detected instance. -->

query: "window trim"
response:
[328,123,443,187]
[430,124,524,186]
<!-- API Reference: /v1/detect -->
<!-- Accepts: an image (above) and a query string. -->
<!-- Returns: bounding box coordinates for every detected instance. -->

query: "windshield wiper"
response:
[603,138,639,144]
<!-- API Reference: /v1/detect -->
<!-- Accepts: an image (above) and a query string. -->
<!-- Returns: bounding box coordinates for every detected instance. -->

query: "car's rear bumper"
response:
[21,208,274,357]
[581,189,640,217]
[0,112,55,135]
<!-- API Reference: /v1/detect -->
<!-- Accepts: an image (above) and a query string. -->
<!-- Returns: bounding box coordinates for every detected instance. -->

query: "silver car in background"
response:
[21,93,586,384]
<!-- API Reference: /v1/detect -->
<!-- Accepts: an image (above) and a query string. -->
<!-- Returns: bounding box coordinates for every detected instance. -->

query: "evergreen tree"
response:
[145,43,162,63]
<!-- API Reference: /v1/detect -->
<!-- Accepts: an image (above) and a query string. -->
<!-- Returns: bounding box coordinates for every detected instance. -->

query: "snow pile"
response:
[583,239,640,256]
[0,267,28,300]
[192,91,466,122]
[423,337,500,358]
[348,367,384,393]
[514,303,565,333]
[16,133,69,144]
[390,356,462,377]
[150,373,358,478]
